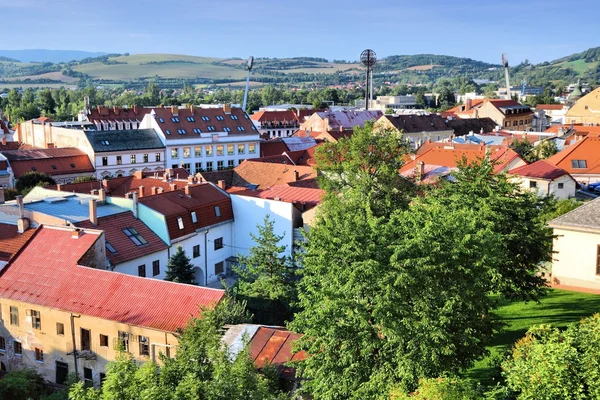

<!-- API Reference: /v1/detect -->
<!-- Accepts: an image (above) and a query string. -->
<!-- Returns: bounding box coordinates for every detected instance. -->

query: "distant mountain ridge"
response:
[0,49,108,63]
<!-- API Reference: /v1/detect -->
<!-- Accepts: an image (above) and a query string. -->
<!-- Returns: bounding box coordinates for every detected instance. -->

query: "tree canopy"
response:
[165,246,196,285]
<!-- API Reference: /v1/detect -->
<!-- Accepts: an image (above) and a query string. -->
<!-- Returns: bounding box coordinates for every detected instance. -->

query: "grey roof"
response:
[84,129,165,153]
[281,136,317,152]
[549,197,600,231]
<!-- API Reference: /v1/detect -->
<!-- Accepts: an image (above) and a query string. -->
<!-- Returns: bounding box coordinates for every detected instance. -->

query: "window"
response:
[152,260,160,276]
[156,153,161,162]
[206,161,213,171]
[230,115,238,120]
[214,206,221,217]
[215,261,224,275]
[205,146,213,157]
[223,127,231,132]
[81,328,91,351]
[0,336,5,351]
[143,154,149,163]
[171,164,179,169]
[237,144,245,154]
[597,245,600,275]
[171,117,180,123]
[158,117,164,123]
[118,331,129,352]
[529,181,537,188]
[177,129,186,135]
[99,334,109,347]
[116,156,122,165]
[102,157,108,166]
[177,217,184,230]
[571,160,587,169]
[195,147,202,157]
[123,227,148,246]
[216,115,224,121]
[35,348,44,362]
[183,163,191,172]
[248,143,256,154]
[139,336,150,356]
[216,145,224,156]
[138,264,146,277]
[193,245,200,258]
[106,241,117,254]
[30,310,41,330]
[187,116,195,122]
[191,211,197,223]
[228,160,234,168]
[201,116,210,121]
[217,161,224,170]
[70,163,76,168]
[558,183,564,189]
[519,120,523,125]
[171,148,179,159]
[207,125,216,131]
[237,126,245,132]
[10,306,18,326]
[165,129,171,135]
[14,340,22,355]
[214,237,223,250]
[130,154,136,164]
[227,144,234,155]
[57,322,64,336]
[195,162,202,173]
[505,122,510,127]
[83,367,93,386]
[183,147,191,158]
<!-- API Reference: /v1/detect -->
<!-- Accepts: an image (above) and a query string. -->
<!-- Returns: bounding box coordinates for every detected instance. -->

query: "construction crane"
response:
[242,56,254,112]
[502,53,511,100]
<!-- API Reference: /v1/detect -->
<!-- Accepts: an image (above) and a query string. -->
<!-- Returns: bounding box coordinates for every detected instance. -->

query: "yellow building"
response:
[449,99,534,131]
[565,86,600,125]
[0,225,224,386]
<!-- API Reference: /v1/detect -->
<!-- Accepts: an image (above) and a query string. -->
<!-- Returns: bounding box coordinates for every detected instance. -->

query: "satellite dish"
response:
[360,49,377,67]
[247,56,254,71]
[502,53,509,68]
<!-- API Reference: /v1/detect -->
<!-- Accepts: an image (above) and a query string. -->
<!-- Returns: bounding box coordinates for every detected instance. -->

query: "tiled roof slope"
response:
[1,148,95,178]
[251,110,298,123]
[0,226,224,332]
[446,117,498,136]
[549,197,600,231]
[546,137,600,174]
[138,183,233,241]
[0,224,37,262]
[76,211,168,265]
[230,185,324,210]
[509,160,570,180]
[249,327,307,379]
[383,114,451,133]
[84,129,165,152]
[151,106,257,139]
[87,105,147,122]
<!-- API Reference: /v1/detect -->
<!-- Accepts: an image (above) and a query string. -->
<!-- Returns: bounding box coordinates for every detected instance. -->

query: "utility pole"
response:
[70,313,81,379]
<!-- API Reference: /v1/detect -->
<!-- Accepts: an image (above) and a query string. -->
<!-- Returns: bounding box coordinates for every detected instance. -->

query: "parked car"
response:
[587,182,600,192]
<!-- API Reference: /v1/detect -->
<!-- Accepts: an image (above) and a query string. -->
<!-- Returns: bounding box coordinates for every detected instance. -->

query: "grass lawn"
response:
[467,288,600,384]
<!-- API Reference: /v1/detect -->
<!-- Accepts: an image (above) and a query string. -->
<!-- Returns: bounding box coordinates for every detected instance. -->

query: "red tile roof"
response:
[249,326,307,380]
[76,211,168,265]
[230,184,324,211]
[0,141,33,151]
[0,226,224,332]
[535,104,564,111]
[87,105,147,123]
[1,148,95,178]
[151,106,257,140]
[138,183,233,241]
[509,160,571,180]
[259,139,290,157]
[250,110,298,123]
[0,224,37,262]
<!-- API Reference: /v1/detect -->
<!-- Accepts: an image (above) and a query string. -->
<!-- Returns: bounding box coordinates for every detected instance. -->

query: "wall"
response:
[552,228,600,289]
[113,250,169,280]
[512,174,576,199]
[136,203,170,245]
[95,150,165,179]
[0,299,178,387]
[19,122,95,162]
[230,195,294,258]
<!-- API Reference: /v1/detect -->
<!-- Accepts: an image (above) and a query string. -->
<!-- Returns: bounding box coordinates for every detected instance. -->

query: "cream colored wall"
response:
[512,175,576,199]
[0,299,178,387]
[552,228,600,289]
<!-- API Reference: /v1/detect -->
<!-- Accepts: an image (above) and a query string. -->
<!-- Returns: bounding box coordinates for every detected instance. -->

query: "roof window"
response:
[70,163,76,168]
[123,227,148,246]
[230,115,239,120]
[214,206,221,217]
[106,241,118,254]
[201,116,210,121]
[571,160,587,169]
[177,129,186,135]
[193,128,202,134]
[187,116,195,122]
[216,116,224,121]
[177,217,184,230]
[191,211,197,223]
[165,129,171,135]
[223,127,231,132]
[171,117,180,123]
[237,126,245,132]
[158,117,164,123]
[207,126,216,131]
[101,140,110,146]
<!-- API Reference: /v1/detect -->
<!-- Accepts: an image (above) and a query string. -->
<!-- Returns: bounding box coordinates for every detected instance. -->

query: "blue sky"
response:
[0,0,597,64]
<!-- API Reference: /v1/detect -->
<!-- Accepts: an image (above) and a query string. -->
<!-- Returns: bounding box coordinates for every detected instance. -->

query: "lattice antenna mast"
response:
[242,56,254,112]
[360,49,377,110]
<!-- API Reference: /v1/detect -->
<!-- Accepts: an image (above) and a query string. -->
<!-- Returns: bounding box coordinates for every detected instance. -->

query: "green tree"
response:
[483,83,499,99]
[165,246,196,284]
[234,215,296,324]
[0,369,46,400]
[509,138,536,163]
[39,88,57,115]
[532,139,558,160]
[415,91,426,107]
[72,175,98,184]
[15,171,56,192]
[392,377,481,400]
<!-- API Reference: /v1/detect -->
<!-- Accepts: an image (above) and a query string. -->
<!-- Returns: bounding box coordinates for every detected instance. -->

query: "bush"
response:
[0,368,46,400]
[15,171,56,192]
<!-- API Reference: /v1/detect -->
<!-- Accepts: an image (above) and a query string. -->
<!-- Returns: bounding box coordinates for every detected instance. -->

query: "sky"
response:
[0,0,598,64]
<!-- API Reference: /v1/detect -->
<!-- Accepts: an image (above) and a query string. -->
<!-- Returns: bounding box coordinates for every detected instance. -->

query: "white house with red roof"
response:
[250,110,300,139]
[139,104,261,175]
[508,160,576,199]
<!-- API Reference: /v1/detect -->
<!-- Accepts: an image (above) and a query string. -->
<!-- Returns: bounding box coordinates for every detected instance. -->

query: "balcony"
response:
[66,342,97,361]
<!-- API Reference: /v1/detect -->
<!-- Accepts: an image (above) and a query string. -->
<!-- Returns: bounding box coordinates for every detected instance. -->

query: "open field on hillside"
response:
[406,64,441,71]
[467,288,600,384]
[557,59,599,75]
[0,83,77,89]
[0,71,78,83]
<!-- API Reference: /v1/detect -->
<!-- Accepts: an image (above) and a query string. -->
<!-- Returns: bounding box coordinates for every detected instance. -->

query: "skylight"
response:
[202,116,210,121]
[123,227,148,246]
[171,117,180,123]
[230,115,238,120]
[187,116,195,122]
[216,116,224,121]
[158,117,165,123]
[106,241,118,254]
[165,130,171,135]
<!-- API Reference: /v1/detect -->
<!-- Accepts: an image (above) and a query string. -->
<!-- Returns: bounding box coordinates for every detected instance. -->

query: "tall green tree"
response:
[165,246,196,285]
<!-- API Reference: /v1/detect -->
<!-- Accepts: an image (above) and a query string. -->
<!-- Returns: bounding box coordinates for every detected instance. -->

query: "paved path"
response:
[551,283,600,295]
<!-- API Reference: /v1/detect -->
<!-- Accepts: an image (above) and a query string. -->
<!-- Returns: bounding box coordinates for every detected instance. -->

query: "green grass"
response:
[556,59,599,74]
[467,289,600,384]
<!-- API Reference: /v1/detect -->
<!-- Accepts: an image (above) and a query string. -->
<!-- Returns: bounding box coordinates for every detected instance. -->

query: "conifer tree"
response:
[165,246,196,285]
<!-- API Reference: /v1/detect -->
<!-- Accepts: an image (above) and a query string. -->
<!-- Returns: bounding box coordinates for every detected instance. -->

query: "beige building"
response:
[0,224,224,386]
[565,86,600,125]
[449,99,533,131]
[549,198,600,290]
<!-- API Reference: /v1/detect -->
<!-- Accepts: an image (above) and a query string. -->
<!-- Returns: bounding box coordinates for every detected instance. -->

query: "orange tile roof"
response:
[0,225,224,332]
[76,211,168,265]
[230,184,324,210]
[536,104,564,111]
[250,110,298,123]
[0,224,37,262]
[249,326,307,380]
[88,105,146,122]
[546,136,600,174]
[1,148,95,178]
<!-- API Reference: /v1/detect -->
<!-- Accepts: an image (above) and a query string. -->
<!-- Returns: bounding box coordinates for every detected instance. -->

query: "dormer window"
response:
[171,117,180,123]
[571,160,587,169]
[201,116,210,121]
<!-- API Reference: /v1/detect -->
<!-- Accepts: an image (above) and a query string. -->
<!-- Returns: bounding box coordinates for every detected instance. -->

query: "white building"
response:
[139,105,261,174]
[509,161,576,199]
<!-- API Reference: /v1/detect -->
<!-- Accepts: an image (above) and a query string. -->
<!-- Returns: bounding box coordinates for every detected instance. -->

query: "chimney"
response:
[150,186,158,195]
[138,186,144,197]
[57,184,62,191]
[465,98,472,112]
[133,105,138,114]
[217,180,226,189]
[71,228,82,239]
[0,187,4,204]
[134,170,143,179]
[185,185,191,196]
[187,175,195,184]
[16,195,24,218]
[132,192,138,219]
[89,199,98,226]
[101,179,110,193]
[294,169,299,181]
[98,188,106,202]
[223,103,232,114]
[157,187,164,194]
[169,183,177,191]
[189,104,194,114]
[1,136,6,145]
[171,105,178,115]
[416,161,425,182]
